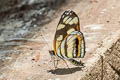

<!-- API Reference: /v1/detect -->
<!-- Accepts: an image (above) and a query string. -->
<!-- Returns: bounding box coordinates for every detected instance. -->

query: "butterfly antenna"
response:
[40,31,54,62]
[40,31,51,50]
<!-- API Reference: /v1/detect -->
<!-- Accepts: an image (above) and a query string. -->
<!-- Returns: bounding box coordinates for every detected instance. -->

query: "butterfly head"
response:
[49,50,55,56]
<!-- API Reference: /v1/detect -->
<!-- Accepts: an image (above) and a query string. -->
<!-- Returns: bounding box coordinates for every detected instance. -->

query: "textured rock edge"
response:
[80,29,120,80]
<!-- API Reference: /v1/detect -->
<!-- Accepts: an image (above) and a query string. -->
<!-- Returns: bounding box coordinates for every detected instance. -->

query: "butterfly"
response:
[49,10,86,68]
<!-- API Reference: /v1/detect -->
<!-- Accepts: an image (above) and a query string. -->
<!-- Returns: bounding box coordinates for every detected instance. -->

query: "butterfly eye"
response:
[49,50,55,56]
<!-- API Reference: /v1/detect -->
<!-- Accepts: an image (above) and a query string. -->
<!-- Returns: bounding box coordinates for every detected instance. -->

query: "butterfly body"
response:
[49,10,85,66]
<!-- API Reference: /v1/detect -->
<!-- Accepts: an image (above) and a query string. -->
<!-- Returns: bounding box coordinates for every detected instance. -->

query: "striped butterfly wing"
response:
[65,31,85,58]
[53,10,80,56]
[59,31,85,66]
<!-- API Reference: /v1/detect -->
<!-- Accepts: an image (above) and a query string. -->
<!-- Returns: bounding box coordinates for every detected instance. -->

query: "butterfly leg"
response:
[52,57,60,74]
[79,60,84,67]
[54,59,59,69]
[61,59,72,73]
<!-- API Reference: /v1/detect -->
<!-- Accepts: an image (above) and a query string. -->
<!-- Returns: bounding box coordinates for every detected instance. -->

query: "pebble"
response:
[55,78,61,80]
[33,25,37,27]
[102,9,107,12]
[111,6,115,9]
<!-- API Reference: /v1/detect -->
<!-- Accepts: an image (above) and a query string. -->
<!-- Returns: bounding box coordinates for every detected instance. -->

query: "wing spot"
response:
[65,18,72,24]
[57,24,65,30]
[69,20,74,25]
[67,52,73,58]
[57,35,63,40]
[67,28,75,34]
[56,41,61,51]
[72,17,78,24]
[63,16,69,23]
[61,48,65,54]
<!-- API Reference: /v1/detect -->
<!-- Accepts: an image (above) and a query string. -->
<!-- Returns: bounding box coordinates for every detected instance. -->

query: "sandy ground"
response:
[0,0,120,80]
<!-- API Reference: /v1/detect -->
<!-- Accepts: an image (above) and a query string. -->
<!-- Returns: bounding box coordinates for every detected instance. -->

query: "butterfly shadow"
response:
[47,66,84,75]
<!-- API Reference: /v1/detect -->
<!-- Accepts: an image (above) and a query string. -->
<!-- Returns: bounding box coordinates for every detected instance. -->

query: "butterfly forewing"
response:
[51,10,86,67]
[54,10,80,55]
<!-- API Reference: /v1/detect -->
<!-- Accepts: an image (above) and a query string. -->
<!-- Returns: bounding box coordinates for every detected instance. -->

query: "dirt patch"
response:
[0,0,120,80]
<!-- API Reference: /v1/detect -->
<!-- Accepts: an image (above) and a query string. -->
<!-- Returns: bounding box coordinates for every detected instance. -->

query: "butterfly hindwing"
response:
[64,31,85,58]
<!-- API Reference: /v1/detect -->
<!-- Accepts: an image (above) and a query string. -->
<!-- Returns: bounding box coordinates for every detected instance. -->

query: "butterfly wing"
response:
[53,10,80,56]
[66,31,85,58]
